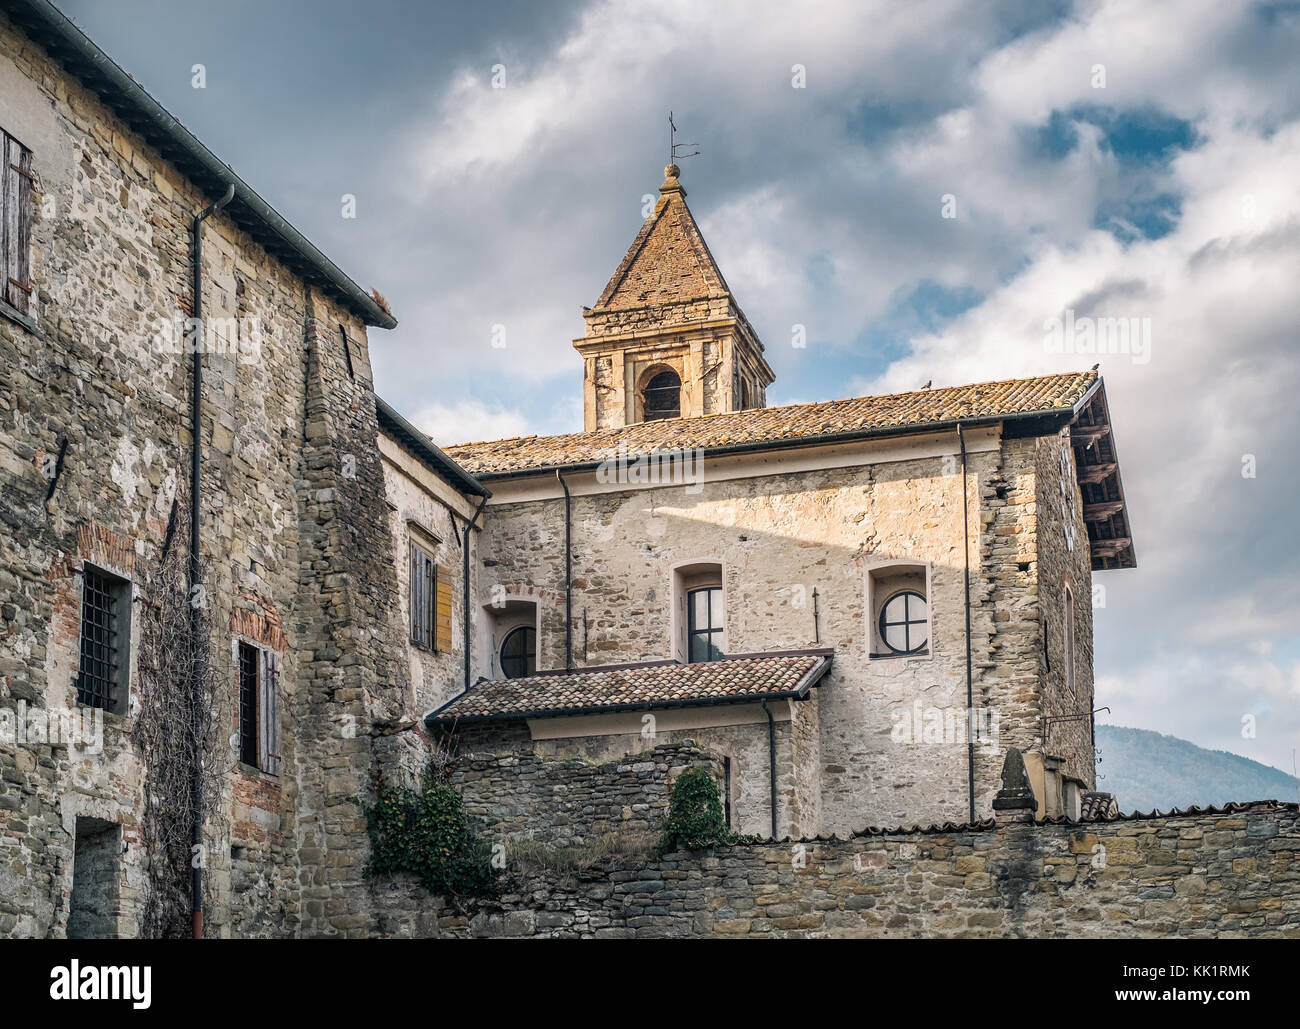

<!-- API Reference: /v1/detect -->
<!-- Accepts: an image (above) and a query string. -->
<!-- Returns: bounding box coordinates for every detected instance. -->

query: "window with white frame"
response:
[868,562,931,658]
[672,562,725,663]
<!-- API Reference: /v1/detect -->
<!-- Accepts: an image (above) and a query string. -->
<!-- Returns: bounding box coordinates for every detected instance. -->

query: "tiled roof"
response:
[443,370,1099,477]
[425,649,833,725]
[1080,790,1119,819]
[594,165,733,310]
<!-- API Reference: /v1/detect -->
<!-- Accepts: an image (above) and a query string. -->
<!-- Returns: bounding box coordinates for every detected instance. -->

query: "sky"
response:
[55,0,1300,779]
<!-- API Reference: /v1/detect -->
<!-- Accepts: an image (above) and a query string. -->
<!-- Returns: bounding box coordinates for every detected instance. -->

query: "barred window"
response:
[76,566,130,714]
[2,129,35,316]
[237,640,280,776]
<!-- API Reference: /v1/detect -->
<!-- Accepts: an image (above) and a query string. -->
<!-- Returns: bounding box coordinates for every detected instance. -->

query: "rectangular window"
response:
[76,566,130,713]
[1064,586,1076,693]
[687,586,725,663]
[237,641,280,775]
[410,538,453,652]
[1,129,35,315]
[238,641,259,767]
[410,541,435,649]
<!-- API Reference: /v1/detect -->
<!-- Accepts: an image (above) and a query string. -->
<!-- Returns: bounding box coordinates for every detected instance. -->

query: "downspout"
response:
[957,423,975,824]
[459,495,489,692]
[189,181,233,940]
[555,469,572,671]
[761,699,778,839]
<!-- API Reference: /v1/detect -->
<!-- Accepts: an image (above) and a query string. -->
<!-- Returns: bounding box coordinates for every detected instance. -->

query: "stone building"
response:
[424,171,1136,837]
[0,0,1136,938]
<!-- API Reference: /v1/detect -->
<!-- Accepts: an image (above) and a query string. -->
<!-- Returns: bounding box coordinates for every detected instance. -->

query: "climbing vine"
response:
[364,757,497,900]
[132,490,222,938]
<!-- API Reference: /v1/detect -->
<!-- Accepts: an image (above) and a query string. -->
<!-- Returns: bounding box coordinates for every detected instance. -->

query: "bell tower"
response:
[575,164,774,431]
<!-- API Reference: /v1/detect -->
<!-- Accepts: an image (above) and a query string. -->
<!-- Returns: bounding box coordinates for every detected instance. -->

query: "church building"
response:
[380,162,1137,840]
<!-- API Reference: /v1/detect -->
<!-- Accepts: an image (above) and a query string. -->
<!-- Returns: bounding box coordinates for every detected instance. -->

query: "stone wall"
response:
[408,802,1300,939]
[452,741,722,848]
[0,10,407,939]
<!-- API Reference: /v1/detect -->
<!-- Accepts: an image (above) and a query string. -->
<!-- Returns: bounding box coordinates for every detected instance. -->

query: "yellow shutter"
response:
[434,564,454,652]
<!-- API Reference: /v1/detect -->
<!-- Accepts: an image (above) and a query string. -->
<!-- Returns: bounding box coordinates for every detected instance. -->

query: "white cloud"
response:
[409,400,533,448]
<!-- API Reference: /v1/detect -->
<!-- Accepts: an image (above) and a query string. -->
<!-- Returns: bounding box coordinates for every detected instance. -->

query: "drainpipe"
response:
[460,495,489,691]
[555,469,572,671]
[189,181,233,940]
[957,423,975,824]
[761,699,778,839]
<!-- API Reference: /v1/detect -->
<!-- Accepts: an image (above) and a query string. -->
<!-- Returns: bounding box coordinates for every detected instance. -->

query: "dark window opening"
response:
[879,590,928,654]
[238,641,259,768]
[410,541,435,649]
[76,566,128,713]
[723,757,732,828]
[500,625,537,679]
[67,817,121,940]
[688,586,725,663]
[642,369,681,421]
[338,323,355,380]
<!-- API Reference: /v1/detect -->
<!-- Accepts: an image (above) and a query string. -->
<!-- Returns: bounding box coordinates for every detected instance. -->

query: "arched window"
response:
[641,368,681,421]
[500,625,536,679]
[879,590,928,654]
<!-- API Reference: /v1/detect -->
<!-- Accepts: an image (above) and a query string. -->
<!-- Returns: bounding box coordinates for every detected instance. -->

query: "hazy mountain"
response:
[1094,725,1300,813]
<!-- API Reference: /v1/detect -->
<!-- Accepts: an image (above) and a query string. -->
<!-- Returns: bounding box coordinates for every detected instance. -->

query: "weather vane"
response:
[669,111,699,165]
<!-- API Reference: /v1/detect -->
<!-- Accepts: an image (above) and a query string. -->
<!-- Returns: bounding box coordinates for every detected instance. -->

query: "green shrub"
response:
[364,766,497,899]
[656,766,744,854]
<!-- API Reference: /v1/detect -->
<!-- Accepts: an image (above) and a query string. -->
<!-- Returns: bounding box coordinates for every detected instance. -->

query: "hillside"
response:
[1095,725,1299,813]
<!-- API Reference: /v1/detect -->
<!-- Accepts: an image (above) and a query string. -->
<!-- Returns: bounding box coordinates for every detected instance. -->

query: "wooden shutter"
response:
[259,649,280,776]
[434,563,454,652]
[2,132,33,314]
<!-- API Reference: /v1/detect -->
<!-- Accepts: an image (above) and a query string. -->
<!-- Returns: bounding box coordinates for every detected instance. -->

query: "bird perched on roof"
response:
[921,380,932,389]
[1091,363,1099,371]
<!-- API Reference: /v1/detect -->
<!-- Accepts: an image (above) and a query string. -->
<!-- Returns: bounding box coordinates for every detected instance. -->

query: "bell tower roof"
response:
[593,164,735,312]
[575,161,774,432]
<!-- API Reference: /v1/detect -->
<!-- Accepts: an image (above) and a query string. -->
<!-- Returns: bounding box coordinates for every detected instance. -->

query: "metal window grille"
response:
[76,567,119,710]
[238,641,259,767]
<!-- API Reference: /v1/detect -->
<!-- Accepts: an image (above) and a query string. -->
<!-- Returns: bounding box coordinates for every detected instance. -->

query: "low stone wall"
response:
[391,801,1299,938]
[451,741,723,848]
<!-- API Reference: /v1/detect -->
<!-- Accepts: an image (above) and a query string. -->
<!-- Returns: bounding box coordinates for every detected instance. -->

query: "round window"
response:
[500,625,537,679]
[879,590,928,654]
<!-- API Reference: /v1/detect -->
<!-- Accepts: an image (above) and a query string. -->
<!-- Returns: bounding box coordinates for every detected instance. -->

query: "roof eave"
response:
[2,0,397,329]
[424,652,833,728]
[375,395,490,499]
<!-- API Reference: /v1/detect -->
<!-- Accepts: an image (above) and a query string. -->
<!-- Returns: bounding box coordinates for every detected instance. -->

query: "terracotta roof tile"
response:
[426,650,833,724]
[445,370,1098,477]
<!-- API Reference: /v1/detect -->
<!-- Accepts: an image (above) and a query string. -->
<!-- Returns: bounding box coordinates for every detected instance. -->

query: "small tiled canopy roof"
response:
[425,650,833,726]
[444,370,1098,477]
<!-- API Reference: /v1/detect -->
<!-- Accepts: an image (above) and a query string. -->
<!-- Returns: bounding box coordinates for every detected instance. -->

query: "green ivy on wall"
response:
[364,765,498,899]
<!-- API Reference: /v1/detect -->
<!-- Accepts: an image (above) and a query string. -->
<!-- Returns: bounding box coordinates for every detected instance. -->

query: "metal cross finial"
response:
[669,111,699,164]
